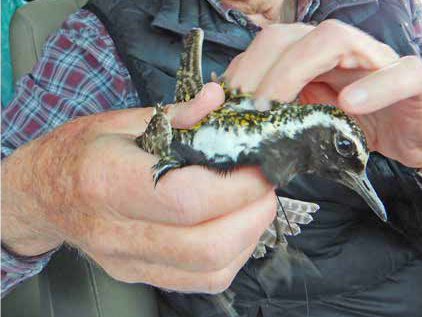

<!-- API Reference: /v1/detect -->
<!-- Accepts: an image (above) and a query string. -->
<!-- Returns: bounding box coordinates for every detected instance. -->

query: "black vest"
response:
[84,1,422,316]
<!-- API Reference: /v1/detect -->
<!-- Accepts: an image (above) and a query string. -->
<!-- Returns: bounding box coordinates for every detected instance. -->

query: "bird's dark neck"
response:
[256,136,313,187]
[170,133,312,187]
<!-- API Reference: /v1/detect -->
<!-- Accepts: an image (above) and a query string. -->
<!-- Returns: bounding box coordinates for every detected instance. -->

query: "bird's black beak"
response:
[339,170,387,222]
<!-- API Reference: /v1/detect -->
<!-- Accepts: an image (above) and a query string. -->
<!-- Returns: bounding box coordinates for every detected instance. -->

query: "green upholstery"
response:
[4,0,160,316]
[3,248,159,317]
[10,0,88,82]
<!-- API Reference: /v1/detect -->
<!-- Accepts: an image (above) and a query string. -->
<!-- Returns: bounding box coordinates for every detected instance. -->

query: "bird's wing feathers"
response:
[253,197,319,259]
[174,28,204,103]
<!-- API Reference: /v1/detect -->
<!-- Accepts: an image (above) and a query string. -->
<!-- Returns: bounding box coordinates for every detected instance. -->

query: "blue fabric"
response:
[1,0,26,108]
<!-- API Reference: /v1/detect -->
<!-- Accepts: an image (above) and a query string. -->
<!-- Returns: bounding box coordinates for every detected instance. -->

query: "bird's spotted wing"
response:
[135,105,182,184]
[174,28,204,103]
[135,105,172,157]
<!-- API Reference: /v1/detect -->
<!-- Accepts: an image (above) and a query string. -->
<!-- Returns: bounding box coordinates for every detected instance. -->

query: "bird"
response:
[136,28,386,257]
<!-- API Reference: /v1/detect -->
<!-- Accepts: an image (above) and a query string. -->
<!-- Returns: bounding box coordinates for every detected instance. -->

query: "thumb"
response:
[168,82,225,129]
[94,82,224,135]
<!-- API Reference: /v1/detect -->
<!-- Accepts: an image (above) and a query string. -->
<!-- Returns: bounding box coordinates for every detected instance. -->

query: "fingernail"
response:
[343,88,368,107]
[255,97,271,112]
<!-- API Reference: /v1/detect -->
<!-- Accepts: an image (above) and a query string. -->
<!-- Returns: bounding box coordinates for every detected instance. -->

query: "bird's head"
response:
[260,104,386,222]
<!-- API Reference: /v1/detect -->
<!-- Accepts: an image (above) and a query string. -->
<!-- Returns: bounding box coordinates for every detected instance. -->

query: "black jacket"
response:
[84,0,422,316]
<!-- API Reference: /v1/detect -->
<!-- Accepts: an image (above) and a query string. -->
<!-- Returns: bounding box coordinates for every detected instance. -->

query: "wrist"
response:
[1,142,64,257]
[1,204,63,257]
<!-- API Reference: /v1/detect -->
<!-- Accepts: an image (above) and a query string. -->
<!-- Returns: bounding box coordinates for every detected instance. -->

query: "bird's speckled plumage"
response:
[135,26,387,317]
[136,28,385,259]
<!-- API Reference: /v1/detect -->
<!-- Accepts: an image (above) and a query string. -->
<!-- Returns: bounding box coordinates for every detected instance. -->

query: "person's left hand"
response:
[224,20,422,168]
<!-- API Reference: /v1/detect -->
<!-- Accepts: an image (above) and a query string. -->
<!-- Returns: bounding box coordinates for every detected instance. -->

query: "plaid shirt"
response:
[2,0,422,297]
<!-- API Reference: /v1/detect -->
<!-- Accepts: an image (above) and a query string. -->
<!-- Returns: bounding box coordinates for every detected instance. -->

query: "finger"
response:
[96,243,256,293]
[226,23,314,93]
[152,165,274,225]
[313,68,371,92]
[339,56,422,114]
[222,52,245,81]
[256,20,399,102]
[87,107,154,136]
[95,82,224,135]
[299,82,339,106]
[90,135,274,225]
[168,82,225,128]
[87,191,276,272]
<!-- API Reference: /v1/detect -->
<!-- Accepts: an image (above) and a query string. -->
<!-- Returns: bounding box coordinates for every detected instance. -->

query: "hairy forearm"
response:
[0,120,87,257]
[1,198,62,256]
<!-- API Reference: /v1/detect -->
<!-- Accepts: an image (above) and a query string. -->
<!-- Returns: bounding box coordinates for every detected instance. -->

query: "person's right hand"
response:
[1,82,276,294]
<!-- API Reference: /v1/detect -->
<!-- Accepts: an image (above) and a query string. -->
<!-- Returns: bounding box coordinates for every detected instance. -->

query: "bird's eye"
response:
[334,134,356,158]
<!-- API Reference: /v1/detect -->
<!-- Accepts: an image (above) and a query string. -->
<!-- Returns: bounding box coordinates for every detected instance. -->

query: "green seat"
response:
[3,0,160,316]
[10,0,87,82]
[2,248,159,317]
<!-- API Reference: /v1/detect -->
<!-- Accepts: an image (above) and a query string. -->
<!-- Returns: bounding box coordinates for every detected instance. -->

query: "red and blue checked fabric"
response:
[411,0,422,48]
[1,9,139,160]
[1,247,58,297]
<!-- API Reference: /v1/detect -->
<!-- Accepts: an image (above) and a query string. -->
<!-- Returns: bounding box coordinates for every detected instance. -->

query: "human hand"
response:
[1,82,276,293]
[224,20,422,168]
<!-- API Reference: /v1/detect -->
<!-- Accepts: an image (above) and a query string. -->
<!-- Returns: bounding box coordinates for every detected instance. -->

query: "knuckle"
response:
[259,24,312,46]
[380,43,399,59]
[264,23,312,35]
[260,24,284,36]
[316,20,350,44]
[205,271,234,294]
[408,158,422,169]
[253,25,284,51]
[402,55,422,71]
[399,147,422,168]
[228,53,244,68]
[100,258,154,285]
[97,260,138,284]
[291,22,316,32]
[199,241,232,271]
[318,19,346,33]
[257,25,289,45]
[313,20,355,53]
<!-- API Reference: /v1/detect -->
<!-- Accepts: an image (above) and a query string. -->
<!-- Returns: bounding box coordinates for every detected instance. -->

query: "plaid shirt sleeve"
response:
[1,9,139,297]
[411,0,422,55]
[1,9,139,158]
[1,246,58,298]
